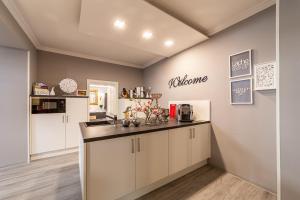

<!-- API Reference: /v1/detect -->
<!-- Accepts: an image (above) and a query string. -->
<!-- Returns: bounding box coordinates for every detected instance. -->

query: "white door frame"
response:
[87,79,119,117]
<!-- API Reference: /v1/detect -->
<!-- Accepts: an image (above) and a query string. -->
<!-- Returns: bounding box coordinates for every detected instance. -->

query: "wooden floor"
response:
[0,153,276,200]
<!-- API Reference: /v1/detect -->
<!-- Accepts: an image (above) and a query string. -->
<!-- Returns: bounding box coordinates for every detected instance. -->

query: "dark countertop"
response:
[80,120,210,143]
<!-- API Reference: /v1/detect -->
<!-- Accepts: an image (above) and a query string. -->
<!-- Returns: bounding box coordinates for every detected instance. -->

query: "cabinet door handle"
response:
[189,128,193,139]
[62,115,65,123]
[137,138,141,152]
[66,115,69,123]
[193,128,196,138]
[131,138,135,154]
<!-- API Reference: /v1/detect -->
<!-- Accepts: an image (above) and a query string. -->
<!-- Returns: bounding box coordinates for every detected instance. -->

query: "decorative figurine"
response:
[50,87,56,96]
[121,88,129,98]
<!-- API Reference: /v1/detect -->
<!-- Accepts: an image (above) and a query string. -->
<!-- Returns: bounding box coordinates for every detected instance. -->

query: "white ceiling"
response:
[146,0,276,36]
[2,0,275,68]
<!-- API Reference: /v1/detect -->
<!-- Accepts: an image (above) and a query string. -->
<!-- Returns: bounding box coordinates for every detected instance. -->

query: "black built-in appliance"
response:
[31,97,66,114]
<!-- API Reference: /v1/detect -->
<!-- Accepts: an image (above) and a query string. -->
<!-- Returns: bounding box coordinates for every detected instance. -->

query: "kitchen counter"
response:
[80,119,210,143]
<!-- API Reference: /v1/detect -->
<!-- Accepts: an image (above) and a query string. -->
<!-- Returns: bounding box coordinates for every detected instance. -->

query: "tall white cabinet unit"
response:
[31,97,88,158]
[66,98,88,148]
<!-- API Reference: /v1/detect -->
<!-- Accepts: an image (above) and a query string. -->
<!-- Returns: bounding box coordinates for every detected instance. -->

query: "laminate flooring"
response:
[0,153,276,200]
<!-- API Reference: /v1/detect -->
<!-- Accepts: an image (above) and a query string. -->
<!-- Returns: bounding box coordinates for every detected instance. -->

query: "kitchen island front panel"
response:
[79,121,211,200]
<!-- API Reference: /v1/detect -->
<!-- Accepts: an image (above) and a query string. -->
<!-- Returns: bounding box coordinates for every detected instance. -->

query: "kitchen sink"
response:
[85,120,113,127]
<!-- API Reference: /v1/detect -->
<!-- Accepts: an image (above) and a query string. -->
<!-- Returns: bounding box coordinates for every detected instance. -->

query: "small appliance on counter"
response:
[177,104,194,122]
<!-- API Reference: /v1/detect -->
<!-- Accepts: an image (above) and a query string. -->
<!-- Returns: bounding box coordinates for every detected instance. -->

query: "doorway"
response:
[87,79,118,121]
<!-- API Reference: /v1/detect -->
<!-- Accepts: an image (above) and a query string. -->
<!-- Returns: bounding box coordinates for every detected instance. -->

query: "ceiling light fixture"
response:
[164,40,174,47]
[142,31,153,39]
[114,19,126,29]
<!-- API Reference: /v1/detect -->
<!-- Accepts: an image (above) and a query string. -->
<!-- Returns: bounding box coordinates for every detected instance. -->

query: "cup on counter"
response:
[122,119,131,127]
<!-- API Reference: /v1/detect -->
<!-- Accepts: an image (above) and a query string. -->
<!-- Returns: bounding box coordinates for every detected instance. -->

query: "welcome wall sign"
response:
[168,74,208,89]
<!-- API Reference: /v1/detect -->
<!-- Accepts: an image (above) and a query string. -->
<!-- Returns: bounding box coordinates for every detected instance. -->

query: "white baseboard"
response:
[30,147,78,161]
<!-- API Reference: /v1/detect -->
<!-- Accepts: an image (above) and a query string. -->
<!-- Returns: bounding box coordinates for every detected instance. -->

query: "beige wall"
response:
[279,0,300,199]
[143,6,276,192]
[37,50,144,93]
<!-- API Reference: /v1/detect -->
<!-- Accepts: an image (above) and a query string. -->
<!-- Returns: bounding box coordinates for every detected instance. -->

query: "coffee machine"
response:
[177,104,194,122]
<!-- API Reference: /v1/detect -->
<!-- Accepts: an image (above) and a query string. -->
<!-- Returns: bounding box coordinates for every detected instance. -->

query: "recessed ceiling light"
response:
[164,40,174,47]
[142,31,153,39]
[114,19,126,29]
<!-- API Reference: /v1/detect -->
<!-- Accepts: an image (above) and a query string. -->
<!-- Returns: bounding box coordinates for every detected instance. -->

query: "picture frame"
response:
[229,49,252,78]
[89,89,98,105]
[254,61,276,90]
[77,89,87,96]
[230,78,253,105]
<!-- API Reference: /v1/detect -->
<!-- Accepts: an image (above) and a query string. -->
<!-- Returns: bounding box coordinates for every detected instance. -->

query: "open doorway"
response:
[87,79,118,121]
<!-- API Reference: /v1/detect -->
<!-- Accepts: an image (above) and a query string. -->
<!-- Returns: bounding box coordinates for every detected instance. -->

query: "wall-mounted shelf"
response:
[31,95,89,98]
[119,98,152,100]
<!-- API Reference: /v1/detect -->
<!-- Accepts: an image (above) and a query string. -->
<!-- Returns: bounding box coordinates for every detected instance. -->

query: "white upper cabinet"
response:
[86,136,136,200]
[66,98,88,148]
[31,113,66,154]
[135,131,169,189]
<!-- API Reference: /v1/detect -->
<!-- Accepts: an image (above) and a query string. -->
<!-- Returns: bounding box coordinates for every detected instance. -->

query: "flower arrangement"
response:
[124,99,165,125]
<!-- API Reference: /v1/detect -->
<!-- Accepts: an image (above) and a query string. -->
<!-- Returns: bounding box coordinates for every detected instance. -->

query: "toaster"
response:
[177,104,194,122]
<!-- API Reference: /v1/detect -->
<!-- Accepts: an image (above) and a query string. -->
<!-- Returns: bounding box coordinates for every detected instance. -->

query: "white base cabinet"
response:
[169,124,211,175]
[169,127,191,174]
[31,98,88,156]
[192,124,211,165]
[82,123,211,200]
[86,136,136,200]
[31,113,66,154]
[136,131,169,189]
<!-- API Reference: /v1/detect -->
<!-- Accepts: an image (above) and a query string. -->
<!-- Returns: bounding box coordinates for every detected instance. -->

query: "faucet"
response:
[106,114,118,125]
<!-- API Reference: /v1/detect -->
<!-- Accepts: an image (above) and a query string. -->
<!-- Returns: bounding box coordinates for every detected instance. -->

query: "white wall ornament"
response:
[59,78,78,94]
[254,61,276,90]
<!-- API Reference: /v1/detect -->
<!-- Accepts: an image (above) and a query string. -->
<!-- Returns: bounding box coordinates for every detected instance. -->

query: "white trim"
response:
[30,147,78,161]
[207,0,276,36]
[230,78,253,105]
[143,56,165,68]
[39,46,143,69]
[275,0,281,198]
[26,51,30,164]
[254,61,276,91]
[229,49,252,79]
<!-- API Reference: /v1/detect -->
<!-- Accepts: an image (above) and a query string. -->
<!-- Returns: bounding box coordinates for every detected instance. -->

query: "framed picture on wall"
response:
[229,49,252,78]
[89,89,98,105]
[230,78,253,105]
[254,61,276,90]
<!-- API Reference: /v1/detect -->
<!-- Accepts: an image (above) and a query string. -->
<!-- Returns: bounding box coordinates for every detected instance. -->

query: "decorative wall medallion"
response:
[59,78,78,94]
[229,50,252,78]
[230,78,253,104]
[168,74,208,89]
[254,61,276,90]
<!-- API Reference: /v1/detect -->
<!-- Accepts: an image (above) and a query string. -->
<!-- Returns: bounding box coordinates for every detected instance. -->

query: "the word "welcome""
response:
[168,74,208,88]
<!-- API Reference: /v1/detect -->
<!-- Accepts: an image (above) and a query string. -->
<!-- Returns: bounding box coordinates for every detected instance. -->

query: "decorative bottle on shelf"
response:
[50,87,56,96]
